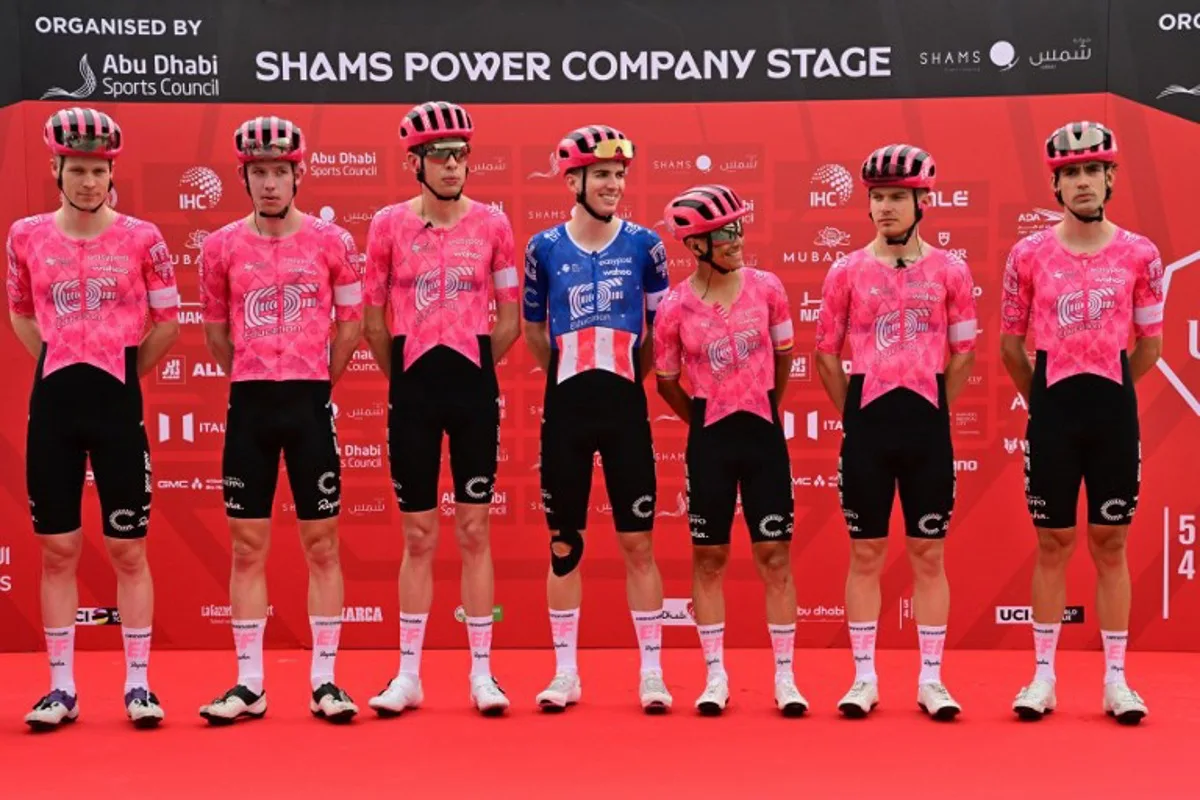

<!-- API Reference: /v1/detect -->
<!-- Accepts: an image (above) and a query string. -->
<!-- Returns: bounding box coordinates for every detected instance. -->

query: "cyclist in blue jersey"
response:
[523,125,672,713]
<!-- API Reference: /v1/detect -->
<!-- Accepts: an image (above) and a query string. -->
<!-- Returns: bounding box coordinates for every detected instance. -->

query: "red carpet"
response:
[2,648,1196,797]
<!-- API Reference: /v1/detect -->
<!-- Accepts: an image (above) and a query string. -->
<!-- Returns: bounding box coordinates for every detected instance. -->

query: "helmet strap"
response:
[1054,170,1109,224]
[882,190,922,246]
[244,163,298,221]
[697,234,734,274]
[417,154,466,202]
[576,169,614,223]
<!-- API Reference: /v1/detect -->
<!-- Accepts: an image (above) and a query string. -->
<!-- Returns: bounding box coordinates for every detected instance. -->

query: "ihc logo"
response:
[179,167,223,210]
[1156,250,1200,414]
[809,164,854,208]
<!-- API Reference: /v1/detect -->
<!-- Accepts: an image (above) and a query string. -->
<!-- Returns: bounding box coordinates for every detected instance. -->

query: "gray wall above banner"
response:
[5,0,1198,123]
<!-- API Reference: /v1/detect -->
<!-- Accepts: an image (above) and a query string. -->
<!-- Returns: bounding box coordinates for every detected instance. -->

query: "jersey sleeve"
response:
[653,290,683,379]
[1000,240,1033,337]
[490,213,519,304]
[1133,241,1165,339]
[522,235,549,323]
[330,227,364,322]
[643,234,670,325]
[142,225,180,323]
[5,222,33,317]
[814,258,850,355]
[364,208,392,308]
[945,257,978,354]
[765,272,794,352]
[198,230,229,324]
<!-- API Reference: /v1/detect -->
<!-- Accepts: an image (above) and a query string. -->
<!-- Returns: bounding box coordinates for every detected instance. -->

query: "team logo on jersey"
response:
[874,308,930,351]
[243,284,319,330]
[706,329,759,374]
[1055,287,1115,335]
[567,278,624,318]
[50,277,117,318]
[415,267,474,314]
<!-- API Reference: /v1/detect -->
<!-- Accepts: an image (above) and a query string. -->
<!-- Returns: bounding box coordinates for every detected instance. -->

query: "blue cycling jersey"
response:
[523,220,669,350]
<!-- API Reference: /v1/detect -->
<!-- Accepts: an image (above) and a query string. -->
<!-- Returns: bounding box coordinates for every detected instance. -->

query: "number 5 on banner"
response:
[1163,508,1197,619]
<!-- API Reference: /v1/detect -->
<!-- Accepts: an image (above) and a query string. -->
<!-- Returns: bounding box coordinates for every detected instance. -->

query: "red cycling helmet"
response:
[1044,121,1117,171]
[556,125,635,172]
[234,116,305,164]
[860,144,937,189]
[663,184,749,241]
[44,107,123,159]
[399,101,474,149]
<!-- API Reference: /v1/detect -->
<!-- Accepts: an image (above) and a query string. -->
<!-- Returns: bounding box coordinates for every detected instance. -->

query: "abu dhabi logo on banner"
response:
[41,52,220,101]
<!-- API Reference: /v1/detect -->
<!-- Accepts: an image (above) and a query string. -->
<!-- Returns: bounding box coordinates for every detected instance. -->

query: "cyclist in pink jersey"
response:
[363,101,520,717]
[815,144,977,721]
[1001,122,1161,724]
[197,116,363,726]
[7,107,180,730]
[655,184,807,717]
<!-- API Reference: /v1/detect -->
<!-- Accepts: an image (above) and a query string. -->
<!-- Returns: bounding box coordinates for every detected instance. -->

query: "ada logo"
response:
[995,605,1085,624]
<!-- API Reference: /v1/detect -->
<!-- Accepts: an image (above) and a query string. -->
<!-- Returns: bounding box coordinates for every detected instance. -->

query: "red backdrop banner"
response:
[2,95,1198,652]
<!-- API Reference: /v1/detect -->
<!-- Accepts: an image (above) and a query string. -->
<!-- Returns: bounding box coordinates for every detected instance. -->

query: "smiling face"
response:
[687,219,745,270]
[567,161,626,215]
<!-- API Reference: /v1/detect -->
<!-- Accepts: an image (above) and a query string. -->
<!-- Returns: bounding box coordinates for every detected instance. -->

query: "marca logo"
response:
[342,606,383,623]
[995,605,1085,624]
[179,167,222,210]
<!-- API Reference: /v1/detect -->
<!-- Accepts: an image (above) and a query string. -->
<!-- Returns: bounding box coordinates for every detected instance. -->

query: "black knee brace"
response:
[550,529,584,577]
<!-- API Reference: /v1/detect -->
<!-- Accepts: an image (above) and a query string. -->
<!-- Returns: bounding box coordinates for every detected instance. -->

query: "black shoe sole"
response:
[838,702,876,719]
[1108,709,1145,726]
[696,701,725,716]
[26,715,77,733]
[919,703,960,722]
[201,710,266,726]
[780,702,808,718]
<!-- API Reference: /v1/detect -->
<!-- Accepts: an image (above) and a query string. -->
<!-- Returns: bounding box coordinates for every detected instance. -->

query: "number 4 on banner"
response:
[1163,507,1197,619]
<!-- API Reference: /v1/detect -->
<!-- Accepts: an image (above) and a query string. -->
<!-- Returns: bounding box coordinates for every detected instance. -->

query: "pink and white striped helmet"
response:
[663,184,749,241]
[1044,121,1117,170]
[234,116,305,164]
[43,107,123,158]
[398,101,474,148]
[556,125,635,171]
[860,144,937,189]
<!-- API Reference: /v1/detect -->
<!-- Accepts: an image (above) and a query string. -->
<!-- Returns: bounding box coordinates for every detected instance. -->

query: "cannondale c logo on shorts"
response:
[1100,498,1128,523]
[759,514,786,539]
[109,508,136,533]
[631,494,654,519]
[465,476,491,500]
[917,513,945,536]
[317,471,338,496]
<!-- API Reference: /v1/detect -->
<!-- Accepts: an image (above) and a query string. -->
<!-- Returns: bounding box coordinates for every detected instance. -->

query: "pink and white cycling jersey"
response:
[815,247,977,409]
[6,213,179,383]
[654,269,794,427]
[364,200,519,368]
[1001,227,1164,386]
[199,214,364,382]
